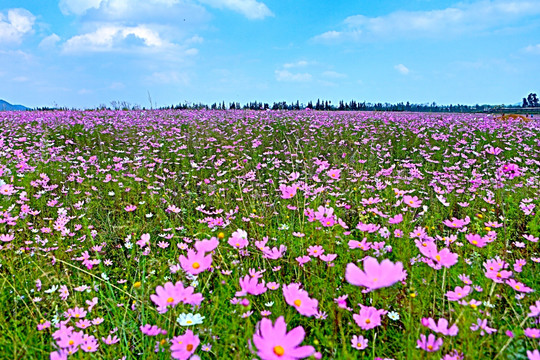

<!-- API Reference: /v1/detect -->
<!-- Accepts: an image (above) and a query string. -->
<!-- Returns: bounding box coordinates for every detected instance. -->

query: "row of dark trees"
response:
[522,93,539,107]
[166,100,513,113]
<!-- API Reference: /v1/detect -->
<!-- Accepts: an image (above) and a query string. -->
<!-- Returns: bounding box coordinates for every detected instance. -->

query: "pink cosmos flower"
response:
[320,253,337,263]
[279,184,298,199]
[282,283,318,317]
[252,316,315,360]
[443,217,466,229]
[348,238,371,251]
[0,233,14,242]
[388,214,403,224]
[506,279,534,293]
[524,328,540,339]
[415,238,437,257]
[528,300,540,317]
[170,329,199,360]
[326,169,341,180]
[417,334,443,352]
[403,195,422,208]
[307,245,324,258]
[296,256,311,267]
[431,248,458,268]
[150,281,203,313]
[228,229,249,249]
[136,233,150,248]
[179,249,212,275]
[194,238,219,253]
[421,317,459,336]
[353,305,387,330]
[470,318,497,335]
[445,285,471,301]
[527,350,540,360]
[263,245,287,259]
[140,324,166,336]
[236,275,267,296]
[466,233,487,248]
[124,205,137,212]
[345,256,407,291]
[351,335,368,350]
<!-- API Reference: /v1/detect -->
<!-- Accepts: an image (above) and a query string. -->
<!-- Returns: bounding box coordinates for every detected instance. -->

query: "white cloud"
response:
[314,0,540,42]
[524,44,540,53]
[283,60,309,68]
[322,70,347,79]
[59,0,105,15]
[394,64,409,75]
[39,34,61,49]
[197,0,273,19]
[275,69,312,82]
[63,25,169,53]
[0,8,35,44]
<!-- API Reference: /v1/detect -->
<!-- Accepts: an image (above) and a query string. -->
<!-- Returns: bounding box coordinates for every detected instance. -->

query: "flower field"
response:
[1,110,539,359]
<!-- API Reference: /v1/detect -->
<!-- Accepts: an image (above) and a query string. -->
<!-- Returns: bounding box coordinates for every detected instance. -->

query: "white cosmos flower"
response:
[177,313,205,326]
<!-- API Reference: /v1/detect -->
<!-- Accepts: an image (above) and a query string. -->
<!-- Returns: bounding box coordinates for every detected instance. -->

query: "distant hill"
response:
[0,99,29,111]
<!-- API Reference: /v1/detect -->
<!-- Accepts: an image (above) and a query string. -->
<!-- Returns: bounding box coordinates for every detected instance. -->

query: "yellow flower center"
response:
[472,240,478,245]
[87,346,92,350]
[273,346,285,356]
[435,255,441,262]
[160,339,167,345]
[427,345,433,350]
[186,344,194,351]
[515,285,520,290]
[69,340,74,345]
[187,320,192,324]
[192,262,200,269]
[167,297,174,303]
[294,299,302,307]
[365,319,371,324]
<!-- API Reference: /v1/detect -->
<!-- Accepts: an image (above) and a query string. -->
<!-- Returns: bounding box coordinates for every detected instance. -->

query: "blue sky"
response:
[1,0,539,109]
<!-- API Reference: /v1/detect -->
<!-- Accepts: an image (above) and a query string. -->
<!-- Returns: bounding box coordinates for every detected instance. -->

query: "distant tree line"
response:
[163,99,520,113]
[28,94,539,113]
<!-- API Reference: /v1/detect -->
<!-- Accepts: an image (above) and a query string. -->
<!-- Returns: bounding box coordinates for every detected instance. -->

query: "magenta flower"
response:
[524,328,540,339]
[345,256,407,291]
[353,305,387,330]
[403,195,422,208]
[140,324,166,336]
[527,350,540,360]
[445,285,471,301]
[282,283,318,317]
[506,279,534,293]
[252,316,314,360]
[466,233,487,248]
[431,248,458,268]
[124,205,137,212]
[150,281,203,313]
[326,169,341,180]
[179,249,212,275]
[388,214,403,224]
[0,233,14,242]
[421,317,459,336]
[170,329,199,360]
[528,300,540,317]
[194,237,219,253]
[236,275,267,296]
[351,335,368,350]
[228,229,249,249]
[470,318,497,335]
[307,245,324,258]
[417,334,443,352]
